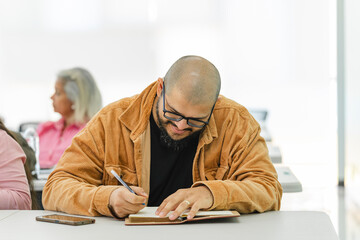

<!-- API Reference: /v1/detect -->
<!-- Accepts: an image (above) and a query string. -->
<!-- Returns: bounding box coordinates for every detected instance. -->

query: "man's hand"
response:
[155,186,214,220]
[109,186,148,218]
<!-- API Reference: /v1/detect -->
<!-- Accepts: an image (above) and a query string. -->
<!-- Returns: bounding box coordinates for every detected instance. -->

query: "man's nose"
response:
[174,119,188,130]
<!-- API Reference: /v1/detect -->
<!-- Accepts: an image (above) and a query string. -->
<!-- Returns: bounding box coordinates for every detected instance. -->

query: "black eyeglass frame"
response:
[162,83,215,128]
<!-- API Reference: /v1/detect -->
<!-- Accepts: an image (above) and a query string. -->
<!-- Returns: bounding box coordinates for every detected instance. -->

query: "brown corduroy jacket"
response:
[42,81,282,217]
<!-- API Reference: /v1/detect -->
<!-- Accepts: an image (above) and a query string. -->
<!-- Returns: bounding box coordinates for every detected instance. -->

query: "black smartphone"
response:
[36,214,95,226]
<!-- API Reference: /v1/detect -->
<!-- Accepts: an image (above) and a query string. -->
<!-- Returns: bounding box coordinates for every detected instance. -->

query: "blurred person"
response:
[10,130,40,209]
[43,56,282,219]
[11,131,37,177]
[37,67,102,169]
[0,119,32,210]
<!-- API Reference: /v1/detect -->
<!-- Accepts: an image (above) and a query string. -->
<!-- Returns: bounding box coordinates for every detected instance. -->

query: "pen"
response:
[110,170,145,205]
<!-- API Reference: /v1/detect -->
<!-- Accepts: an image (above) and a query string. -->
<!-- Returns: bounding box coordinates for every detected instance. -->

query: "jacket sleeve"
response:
[192,113,283,213]
[11,131,37,176]
[0,133,31,210]
[42,118,118,217]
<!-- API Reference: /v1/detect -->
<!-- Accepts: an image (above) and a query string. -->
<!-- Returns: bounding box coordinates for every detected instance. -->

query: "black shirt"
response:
[148,113,199,206]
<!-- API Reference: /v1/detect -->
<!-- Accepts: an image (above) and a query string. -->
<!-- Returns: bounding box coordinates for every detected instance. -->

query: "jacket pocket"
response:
[215,166,229,180]
[204,166,229,180]
[205,169,217,180]
[104,165,138,186]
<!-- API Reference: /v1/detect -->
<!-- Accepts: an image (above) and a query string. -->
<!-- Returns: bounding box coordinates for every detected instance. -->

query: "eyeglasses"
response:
[162,83,215,128]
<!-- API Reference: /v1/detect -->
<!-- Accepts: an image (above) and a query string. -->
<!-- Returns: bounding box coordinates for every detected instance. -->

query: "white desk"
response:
[267,143,282,163]
[0,210,338,240]
[0,210,18,221]
[275,165,302,193]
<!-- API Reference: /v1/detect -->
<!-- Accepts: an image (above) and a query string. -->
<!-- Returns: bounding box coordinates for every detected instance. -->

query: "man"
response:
[43,56,282,220]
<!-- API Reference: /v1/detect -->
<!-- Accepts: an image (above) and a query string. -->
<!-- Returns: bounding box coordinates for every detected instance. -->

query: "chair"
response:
[249,109,272,142]
[249,109,268,123]
[19,122,40,133]
[18,122,41,179]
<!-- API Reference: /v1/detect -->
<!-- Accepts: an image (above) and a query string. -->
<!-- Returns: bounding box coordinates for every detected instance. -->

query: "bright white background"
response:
[0,0,338,188]
[345,0,360,195]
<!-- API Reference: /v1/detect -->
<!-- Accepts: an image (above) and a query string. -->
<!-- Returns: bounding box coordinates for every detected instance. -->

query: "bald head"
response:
[164,55,221,106]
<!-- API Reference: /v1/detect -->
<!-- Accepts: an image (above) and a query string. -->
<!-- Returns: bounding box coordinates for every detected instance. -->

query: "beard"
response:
[155,99,201,152]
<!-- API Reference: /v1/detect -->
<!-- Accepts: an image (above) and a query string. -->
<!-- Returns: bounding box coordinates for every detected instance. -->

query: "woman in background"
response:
[0,119,31,210]
[37,67,102,169]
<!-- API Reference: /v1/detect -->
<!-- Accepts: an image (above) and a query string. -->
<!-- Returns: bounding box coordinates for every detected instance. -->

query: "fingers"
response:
[156,186,213,221]
[186,203,200,220]
[113,205,144,218]
[109,186,148,218]
[168,200,192,220]
[116,186,147,205]
[131,186,149,198]
[156,189,187,218]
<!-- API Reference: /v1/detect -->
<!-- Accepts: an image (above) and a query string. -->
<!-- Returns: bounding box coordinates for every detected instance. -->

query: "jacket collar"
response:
[198,107,218,147]
[119,81,218,144]
[54,117,85,131]
[118,81,158,141]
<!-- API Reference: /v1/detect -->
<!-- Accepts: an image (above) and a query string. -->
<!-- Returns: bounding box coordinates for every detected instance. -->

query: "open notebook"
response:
[125,207,240,225]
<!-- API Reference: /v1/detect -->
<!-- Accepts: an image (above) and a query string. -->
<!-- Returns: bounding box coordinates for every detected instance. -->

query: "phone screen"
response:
[36,214,95,226]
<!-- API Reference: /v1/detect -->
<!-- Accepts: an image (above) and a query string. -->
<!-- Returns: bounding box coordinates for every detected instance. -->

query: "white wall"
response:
[0,0,337,186]
[345,0,360,190]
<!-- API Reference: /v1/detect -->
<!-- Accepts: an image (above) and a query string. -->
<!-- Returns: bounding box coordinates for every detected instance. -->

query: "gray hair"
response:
[57,67,102,123]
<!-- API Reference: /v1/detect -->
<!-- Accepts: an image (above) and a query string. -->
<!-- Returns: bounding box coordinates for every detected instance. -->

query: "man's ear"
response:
[156,78,164,97]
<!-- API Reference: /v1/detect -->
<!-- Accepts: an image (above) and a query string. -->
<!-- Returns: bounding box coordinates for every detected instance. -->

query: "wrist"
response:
[107,203,123,219]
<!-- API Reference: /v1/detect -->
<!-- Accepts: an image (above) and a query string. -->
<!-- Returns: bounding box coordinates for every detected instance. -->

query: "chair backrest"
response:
[19,122,40,178]
[249,109,272,142]
[19,122,40,133]
[249,109,268,123]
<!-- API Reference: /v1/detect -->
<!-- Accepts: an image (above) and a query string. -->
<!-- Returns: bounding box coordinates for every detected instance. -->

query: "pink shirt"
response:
[0,130,31,210]
[37,118,86,169]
